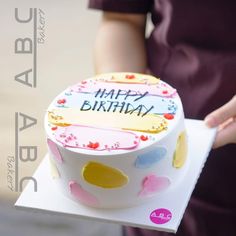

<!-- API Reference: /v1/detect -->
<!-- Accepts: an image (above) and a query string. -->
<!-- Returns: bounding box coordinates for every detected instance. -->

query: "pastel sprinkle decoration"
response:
[125,74,135,79]
[47,138,63,163]
[135,147,167,169]
[82,162,128,189]
[87,142,99,149]
[57,98,66,104]
[69,181,99,207]
[140,135,148,141]
[49,158,60,179]
[164,113,174,120]
[173,131,188,168]
[139,175,170,197]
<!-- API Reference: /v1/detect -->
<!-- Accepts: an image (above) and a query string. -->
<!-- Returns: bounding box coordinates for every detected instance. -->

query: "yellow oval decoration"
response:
[173,131,188,168]
[48,108,167,134]
[82,162,129,188]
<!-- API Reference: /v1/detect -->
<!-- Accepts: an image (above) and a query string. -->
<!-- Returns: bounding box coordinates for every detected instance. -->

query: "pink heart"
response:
[47,138,63,163]
[139,174,170,197]
[69,181,99,207]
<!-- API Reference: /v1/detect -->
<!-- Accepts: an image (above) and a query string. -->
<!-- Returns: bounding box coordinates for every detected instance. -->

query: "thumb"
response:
[205,96,236,128]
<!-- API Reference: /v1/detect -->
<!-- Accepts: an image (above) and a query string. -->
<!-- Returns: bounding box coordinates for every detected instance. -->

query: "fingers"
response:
[205,96,236,148]
[205,95,236,128]
[213,118,236,148]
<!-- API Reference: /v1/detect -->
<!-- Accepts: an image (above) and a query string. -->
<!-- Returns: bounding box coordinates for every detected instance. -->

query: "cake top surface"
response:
[45,73,183,155]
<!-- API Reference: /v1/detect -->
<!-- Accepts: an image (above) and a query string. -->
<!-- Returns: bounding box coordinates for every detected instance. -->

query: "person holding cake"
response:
[88,1,236,235]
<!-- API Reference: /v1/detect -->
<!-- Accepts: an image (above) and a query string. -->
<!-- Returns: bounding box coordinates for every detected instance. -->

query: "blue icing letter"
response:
[135,147,167,169]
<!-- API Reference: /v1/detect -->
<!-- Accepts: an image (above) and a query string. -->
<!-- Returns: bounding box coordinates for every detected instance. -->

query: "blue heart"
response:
[135,147,167,169]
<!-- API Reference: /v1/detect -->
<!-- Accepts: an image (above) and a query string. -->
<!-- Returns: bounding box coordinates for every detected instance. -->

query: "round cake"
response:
[45,72,188,208]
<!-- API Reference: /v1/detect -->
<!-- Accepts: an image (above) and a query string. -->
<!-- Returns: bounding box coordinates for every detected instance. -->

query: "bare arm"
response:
[94,12,147,74]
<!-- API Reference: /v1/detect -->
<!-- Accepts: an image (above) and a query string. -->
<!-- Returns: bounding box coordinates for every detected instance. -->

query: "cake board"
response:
[15,119,216,233]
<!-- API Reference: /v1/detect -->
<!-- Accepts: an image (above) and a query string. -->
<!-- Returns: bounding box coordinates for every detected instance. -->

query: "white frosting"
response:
[45,73,188,208]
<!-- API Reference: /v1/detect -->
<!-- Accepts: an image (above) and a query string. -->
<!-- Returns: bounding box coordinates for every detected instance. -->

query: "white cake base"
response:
[15,119,216,233]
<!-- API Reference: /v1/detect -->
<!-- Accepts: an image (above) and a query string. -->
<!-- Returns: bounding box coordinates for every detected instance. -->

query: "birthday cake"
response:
[45,72,188,208]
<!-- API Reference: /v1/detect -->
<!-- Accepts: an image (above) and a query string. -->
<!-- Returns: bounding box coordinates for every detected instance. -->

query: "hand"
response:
[204,95,236,149]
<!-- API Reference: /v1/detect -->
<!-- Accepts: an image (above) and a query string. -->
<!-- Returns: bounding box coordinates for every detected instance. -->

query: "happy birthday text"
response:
[80,89,154,117]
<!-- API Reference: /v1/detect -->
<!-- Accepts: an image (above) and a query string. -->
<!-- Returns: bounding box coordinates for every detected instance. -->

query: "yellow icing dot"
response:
[82,162,128,188]
[49,158,60,179]
[173,131,188,168]
[48,108,167,134]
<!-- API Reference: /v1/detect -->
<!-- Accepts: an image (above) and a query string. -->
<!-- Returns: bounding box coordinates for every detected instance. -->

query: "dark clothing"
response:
[89,0,236,235]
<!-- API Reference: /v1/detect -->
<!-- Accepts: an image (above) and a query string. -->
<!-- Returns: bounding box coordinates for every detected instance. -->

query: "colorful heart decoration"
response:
[135,147,167,169]
[139,174,170,197]
[69,181,99,207]
[47,138,63,163]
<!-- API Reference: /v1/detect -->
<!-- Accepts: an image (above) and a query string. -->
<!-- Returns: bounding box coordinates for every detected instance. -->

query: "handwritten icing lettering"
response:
[81,100,154,117]
[57,92,177,115]
[83,89,153,117]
